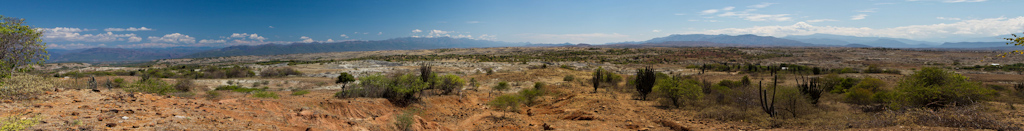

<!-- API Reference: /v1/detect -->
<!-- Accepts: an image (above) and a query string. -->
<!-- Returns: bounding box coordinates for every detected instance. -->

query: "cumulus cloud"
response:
[40,27,141,42]
[327,39,335,42]
[229,33,266,41]
[340,34,349,38]
[412,29,422,33]
[299,36,314,43]
[199,39,227,44]
[117,43,181,48]
[718,12,792,21]
[937,17,962,20]
[104,27,153,32]
[722,6,735,11]
[148,33,196,43]
[747,3,776,8]
[410,29,495,40]
[688,16,1024,40]
[700,9,720,15]
[805,19,838,23]
[851,14,868,20]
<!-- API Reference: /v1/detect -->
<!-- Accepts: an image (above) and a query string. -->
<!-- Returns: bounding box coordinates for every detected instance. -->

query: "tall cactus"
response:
[635,66,656,100]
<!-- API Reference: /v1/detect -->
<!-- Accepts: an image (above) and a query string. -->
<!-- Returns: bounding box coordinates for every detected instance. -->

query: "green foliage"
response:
[394,108,419,131]
[173,79,194,92]
[435,74,465,95]
[0,16,49,79]
[887,67,995,109]
[518,88,545,106]
[336,72,355,89]
[488,94,523,112]
[252,91,279,99]
[654,77,703,108]
[534,82,545,89]
[124,78,178,95]
[215,85,263,93]
[260,67,302,77]
[493,81,510,92]
[111,78,125,88]
[853,77,885,91]
[559,65,573,70]
[205,91,221,99]
[563,75,575,81]
[635,67,656,100]
[336,73,427,106]
[0,115,39,131]
[998,32,1024,58]
[0,74,51,100]
[844,88,876,105]
[821,74,861,93]
[291,90,310,96]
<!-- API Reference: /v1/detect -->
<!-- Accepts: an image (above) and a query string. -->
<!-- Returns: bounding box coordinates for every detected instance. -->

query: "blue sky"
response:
[2,0,1023,49]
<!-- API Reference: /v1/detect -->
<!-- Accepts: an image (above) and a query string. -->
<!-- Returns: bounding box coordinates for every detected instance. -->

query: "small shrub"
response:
[205,91,221,99]
[534,82,545,89]
[559,65,573,70]
[488,94,523,112]
[291,90,310,96]
[260,67,303,77]
[252,91,279,99]
[493,81,510,93]
[174,79,195,92]
[395,109,418,131]
[563,75,575,81]
[887,67,995,109]
[0,115,39,131]
[124,78,178,95]
[435,74,465,95]
[519,88,545,106]
[0,74,52,100]
[653,77,703,108]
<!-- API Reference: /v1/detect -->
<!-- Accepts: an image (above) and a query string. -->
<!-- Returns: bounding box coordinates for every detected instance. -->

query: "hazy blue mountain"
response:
[624,34,816,46]
[937,42,1015,48]
[48,47,215,63]
[185,37,526,58]
[783,34,939,47]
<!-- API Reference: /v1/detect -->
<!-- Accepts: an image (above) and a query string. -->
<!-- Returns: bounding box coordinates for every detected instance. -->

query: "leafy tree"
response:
[998,32,1024,58]
[493,81,510,93]
[336,72,355,89]
[0,16,48,79]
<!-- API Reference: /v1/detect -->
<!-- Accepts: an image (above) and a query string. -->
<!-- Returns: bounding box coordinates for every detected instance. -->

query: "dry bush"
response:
[889,106,1018,130]
[698,105,766,122]
[0,73,53,100]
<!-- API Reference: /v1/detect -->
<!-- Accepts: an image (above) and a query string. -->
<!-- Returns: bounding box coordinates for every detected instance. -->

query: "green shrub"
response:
[534,82,545,89]
[174,79,195,92]
[887,67,995,109]
[518,88,545,106]
[844,88,875,105]
[654,77,703,108]
[853,77,885,91]
[124,78,178,95]
[493,81,510,92]
[215,85,263,93]
[0,115,39,131]
[563,75,575,81]
[0,74,52,100]
[205,91,221,99]
[260,67,302,77]
[291,90,310,96]
[252,91,279,99]
[395,109,418,131]
[488,94,523,112]
[435,74,465,95]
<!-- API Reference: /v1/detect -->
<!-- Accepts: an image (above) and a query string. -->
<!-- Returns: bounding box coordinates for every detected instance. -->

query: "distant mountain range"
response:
[44,34,1022,63]
[184,37,526,58]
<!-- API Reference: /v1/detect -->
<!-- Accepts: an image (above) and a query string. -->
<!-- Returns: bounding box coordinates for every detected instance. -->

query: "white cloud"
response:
[268,26,275,28]
[722,6,735,11]
[117,43,181,48]
[466,21,480,24]
[652,30,661,33]
[104,27,153,32]
[718,12,792,21]
[937,17,962,20]
[228,33,266,41]
[248,34,266,40]
[299,36,314,43]
[128,36,142,42]
[378,32,383,35]
[701,9,719,15]
[199,39,227,44]
[855,8,878,13]
[412,29,422,33]
[943,0,985,3]
[327,39,334,42]
[850,14,868,20]
[517,33,629,44]
[411,29,494,40]
[748,3,776,8]
[688,16,1024,40]
[148,33,196,43]
[40,27,141,42]
[674,13,686,16]
[805,19,838,23]
[340,34,349,38]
